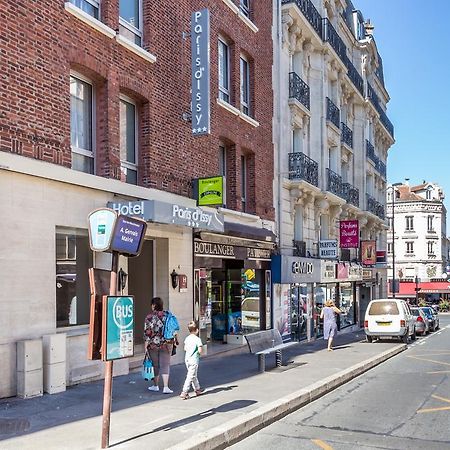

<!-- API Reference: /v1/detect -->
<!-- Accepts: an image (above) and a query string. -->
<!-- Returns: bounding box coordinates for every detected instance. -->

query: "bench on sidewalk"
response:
[244,329,297,372]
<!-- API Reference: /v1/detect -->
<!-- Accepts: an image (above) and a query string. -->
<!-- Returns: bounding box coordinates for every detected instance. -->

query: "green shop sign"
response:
[104,296,134,361]
[196,176,224,206]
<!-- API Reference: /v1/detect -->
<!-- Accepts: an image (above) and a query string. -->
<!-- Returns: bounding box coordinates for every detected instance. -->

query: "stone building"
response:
[272,0,394,339]
[387,181,450,303]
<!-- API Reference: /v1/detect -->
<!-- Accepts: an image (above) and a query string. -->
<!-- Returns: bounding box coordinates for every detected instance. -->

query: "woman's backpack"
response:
[163,311,180,340]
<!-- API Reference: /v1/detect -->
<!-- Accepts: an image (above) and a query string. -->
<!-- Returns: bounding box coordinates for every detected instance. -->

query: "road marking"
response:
[312,439,334,450]
[405,355,450,367]
[412,351,450,357]
[417,395,450,413]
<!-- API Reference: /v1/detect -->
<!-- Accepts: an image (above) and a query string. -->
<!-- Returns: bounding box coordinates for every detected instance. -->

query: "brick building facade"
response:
[0,0,274,398]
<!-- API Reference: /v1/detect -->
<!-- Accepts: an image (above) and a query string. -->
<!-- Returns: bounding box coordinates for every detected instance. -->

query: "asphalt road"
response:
[231,315,450,450]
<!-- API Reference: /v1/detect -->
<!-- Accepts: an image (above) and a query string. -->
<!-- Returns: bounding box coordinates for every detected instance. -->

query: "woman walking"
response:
[320,300,342,351]
[144,297,177,393]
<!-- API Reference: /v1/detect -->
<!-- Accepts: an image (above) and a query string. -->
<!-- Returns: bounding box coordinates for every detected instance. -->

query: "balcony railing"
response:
[293,240,306,257]
[343,54,364,96]
[366,140,376,163]
[342,182,359,207]
[367,83,394,139]
[322,18,347,62]
[289,72,310,110]
[281,0,323,37]
[366,193,385,219]
[326,97,340,129]
[326,168,342,197]
[289,152,319,187]
[377,160,387,179]
[341,122,353,148]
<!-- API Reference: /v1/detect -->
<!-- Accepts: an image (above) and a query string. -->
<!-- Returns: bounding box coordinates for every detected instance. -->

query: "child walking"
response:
[180,321,203,400]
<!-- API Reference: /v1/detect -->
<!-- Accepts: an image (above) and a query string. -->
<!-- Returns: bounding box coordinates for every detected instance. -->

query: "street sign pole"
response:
[101,251,118,449]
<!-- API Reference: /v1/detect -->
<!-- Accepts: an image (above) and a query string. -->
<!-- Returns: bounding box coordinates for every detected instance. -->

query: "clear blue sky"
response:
[356,0,450,210]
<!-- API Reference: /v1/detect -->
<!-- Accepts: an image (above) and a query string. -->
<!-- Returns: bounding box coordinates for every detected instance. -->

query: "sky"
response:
[355,0,450,210]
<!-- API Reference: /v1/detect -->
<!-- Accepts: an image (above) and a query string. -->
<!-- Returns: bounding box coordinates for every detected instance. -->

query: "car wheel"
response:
[401,333,409,344]
[366,335,373,343]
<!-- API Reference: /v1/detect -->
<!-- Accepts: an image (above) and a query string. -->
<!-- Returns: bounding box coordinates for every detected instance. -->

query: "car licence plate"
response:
[376,322,391,326]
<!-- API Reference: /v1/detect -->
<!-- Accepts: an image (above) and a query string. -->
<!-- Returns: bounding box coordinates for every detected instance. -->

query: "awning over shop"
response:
[392,281,450,296]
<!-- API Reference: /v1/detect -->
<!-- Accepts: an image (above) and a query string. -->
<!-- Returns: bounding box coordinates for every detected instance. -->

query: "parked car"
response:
[410,307,429,336]
[364,299,416,343]
[420,306,439,331]
[241,297,260,329]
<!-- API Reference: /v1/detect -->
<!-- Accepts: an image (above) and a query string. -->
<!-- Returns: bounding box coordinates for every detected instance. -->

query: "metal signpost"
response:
[87,209,147,448]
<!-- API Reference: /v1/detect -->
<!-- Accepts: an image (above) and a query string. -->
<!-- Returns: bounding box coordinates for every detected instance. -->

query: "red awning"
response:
[392,281,450,296]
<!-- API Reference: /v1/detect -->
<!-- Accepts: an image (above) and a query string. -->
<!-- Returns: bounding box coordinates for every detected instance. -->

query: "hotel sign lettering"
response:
[191,9,210,136]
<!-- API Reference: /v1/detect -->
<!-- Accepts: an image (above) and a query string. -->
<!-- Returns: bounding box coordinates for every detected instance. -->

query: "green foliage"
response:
[418,298,427,307]
[439,299,450,312]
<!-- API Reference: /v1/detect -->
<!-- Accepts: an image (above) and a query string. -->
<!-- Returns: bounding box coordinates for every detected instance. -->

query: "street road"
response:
[231,315,450,450]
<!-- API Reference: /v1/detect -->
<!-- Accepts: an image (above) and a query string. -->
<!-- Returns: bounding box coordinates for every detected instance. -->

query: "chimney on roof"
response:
[423,180,426,184]
[364,19,374,37]
[404,178,410,186]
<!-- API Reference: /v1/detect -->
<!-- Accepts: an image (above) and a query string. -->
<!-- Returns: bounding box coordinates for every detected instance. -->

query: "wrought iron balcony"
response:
[379,109,394,138]
[326,168,343,197]
[281,0,323,38]
[366,140,376,164]
[322,18,347,62]
[293,240,306,257]
[366,193,385,220]
[341,122,353,148]
[289,152,319,187]
[343,54,364,96]
[342,182,359,207]
[367,83,394,139]
[289,72,310,110]
[377,160,387,179]
[326,97,340,129]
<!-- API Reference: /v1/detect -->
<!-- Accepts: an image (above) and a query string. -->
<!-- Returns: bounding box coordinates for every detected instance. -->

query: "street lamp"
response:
[388,183,402,298]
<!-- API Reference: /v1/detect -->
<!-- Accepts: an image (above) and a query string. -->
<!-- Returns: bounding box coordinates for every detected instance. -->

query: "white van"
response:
[364,299,416,343]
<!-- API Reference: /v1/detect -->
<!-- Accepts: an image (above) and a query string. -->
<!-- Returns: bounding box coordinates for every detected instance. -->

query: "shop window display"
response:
[339,282,356,328]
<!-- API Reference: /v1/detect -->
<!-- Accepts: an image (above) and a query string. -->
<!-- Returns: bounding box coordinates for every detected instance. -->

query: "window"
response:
[240,56,250,115]
[387,217,393,229]
[426,187,432,200]
[368,301,399,316]
[428,241,434,255]
[405,216,414,231]
[70,0,99,19]
[56,230,92,327]
[219,145,227,177]
[406,242,414,254]
[119,0,142,46]
[120,98,138,185]
[387,242,393,254]
[241,155,247,212]
[218,39,230,103]
[240,0,250,17]
[70,75,94,174]
[427,215,434,232]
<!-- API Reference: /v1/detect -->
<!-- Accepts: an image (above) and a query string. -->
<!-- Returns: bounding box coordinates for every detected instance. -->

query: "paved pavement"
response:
[0,330,406,450]
[230,320,450,450]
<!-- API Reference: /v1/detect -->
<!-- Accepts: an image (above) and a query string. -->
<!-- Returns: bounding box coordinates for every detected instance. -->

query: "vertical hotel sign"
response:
[191,9,210,136]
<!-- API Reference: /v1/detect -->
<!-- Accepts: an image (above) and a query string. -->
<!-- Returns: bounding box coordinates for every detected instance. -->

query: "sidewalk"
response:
[0,331,405,450]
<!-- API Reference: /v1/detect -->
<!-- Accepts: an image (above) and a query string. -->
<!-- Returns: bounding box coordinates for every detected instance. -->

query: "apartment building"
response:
[0,0,273,398]
[387,181,450,303]
[272,0,394,339]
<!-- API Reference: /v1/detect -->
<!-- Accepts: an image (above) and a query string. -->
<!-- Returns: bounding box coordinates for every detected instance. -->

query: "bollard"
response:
[275,350,282,367]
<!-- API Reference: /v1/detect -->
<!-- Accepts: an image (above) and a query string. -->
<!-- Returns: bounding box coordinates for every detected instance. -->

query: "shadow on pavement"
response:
[110,399,257,447]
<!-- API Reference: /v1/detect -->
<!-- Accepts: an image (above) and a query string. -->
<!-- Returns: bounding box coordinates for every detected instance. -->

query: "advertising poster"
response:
[339,220,359,248]
[361,240,376,266]
[273,284,291,341]
[105,296,134,361]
